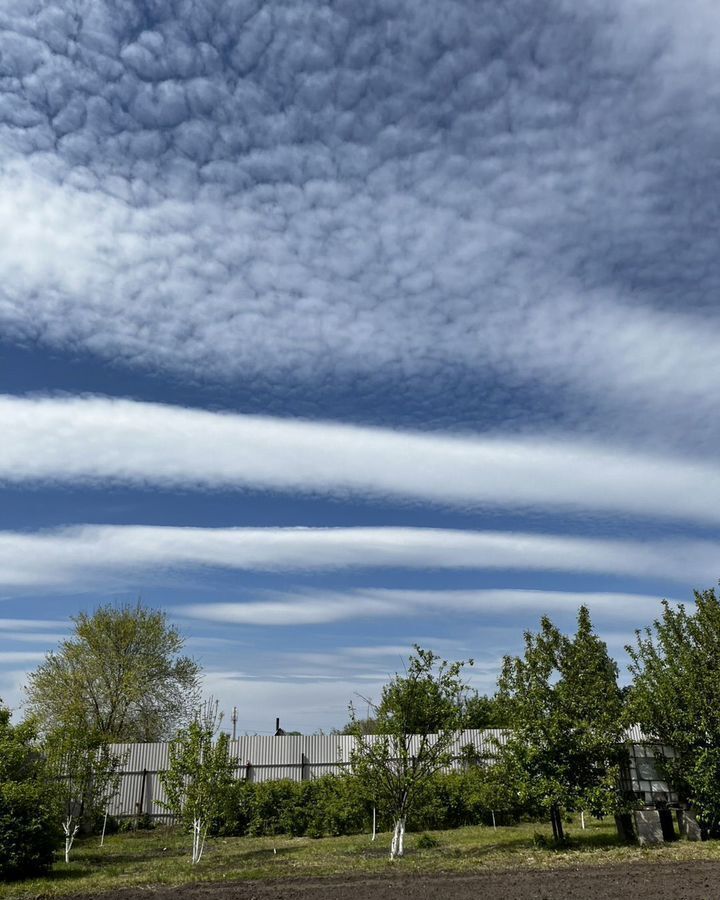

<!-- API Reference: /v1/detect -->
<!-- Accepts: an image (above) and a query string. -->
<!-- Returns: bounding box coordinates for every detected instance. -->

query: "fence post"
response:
[136,768,148,826]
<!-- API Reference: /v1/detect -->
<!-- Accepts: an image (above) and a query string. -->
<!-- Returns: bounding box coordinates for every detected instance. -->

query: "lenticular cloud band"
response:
[0,395,719,523]
[0,524,714,589]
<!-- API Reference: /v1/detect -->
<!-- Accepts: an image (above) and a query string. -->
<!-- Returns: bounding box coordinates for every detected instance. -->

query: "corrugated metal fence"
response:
[107,727,674,820]
[108,730,506,820]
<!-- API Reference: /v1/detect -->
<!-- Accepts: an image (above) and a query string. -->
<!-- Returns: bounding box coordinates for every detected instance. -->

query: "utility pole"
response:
[231,706,238,740]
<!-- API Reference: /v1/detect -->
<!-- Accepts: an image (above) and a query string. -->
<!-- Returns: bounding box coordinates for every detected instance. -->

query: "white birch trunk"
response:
[191,816,207,864]
[100,810,108,847]
[63,816,79,863]
[389,817,406,859]
[371,806,376,841]
[581,811,586,830]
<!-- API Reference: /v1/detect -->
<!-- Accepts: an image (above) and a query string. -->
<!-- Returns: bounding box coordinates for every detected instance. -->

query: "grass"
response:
[5,819,720,898]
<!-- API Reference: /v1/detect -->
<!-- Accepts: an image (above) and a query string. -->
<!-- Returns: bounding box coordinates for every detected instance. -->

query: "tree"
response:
[495,607,625,841]
[462,692,509,728]
[26,602,201,741]
[627,588,720,832]
[160,699,236,864]
[44,727,123,862]
[348,646,472,859]
[0,701,60,879]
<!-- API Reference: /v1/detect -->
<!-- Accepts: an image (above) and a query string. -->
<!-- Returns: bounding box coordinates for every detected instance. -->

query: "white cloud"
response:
[0,523,714,590]
[182,588,676,628]
[0,652,46,664]
[2,395,720,522]
[0,632,67,644]
[0,619,67,630]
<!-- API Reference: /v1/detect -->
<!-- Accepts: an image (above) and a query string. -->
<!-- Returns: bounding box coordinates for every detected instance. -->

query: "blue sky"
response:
[1,0,719,733]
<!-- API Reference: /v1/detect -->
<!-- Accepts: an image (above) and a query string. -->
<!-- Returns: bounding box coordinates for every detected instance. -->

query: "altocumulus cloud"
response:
[2,395,720,522]
[2,1,720,443]
[0,524,716,590]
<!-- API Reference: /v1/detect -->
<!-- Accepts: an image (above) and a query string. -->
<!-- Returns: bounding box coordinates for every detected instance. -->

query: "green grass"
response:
[5,820,720,898]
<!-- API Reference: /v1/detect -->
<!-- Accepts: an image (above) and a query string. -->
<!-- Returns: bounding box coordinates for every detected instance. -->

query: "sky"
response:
[1,0,719,734]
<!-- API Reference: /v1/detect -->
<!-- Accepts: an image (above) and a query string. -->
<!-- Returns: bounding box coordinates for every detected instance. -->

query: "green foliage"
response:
[25,602,201,742]
[0,703,60,880]
[216,775,370,838]
[410,767,522,830]
[160,705,236,863]
[627,588,720,831]
[214,768,515,838]
[462,693,509,728]
[495,607,625,840]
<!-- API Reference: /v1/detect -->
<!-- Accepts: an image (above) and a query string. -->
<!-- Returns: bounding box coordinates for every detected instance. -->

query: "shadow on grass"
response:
[79,849,182,867]
[432,829,624,860]
[15,866,93,885]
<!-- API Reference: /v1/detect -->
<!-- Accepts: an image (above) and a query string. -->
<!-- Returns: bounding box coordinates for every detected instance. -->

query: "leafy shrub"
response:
[301,776,369,837]
[0,708,60,880]
[216,779,256,836]
[0,780,60,880]
[251,780,304,836]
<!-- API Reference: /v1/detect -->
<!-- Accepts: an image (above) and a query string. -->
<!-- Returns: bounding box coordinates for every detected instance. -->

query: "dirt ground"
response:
[73,862,720,900]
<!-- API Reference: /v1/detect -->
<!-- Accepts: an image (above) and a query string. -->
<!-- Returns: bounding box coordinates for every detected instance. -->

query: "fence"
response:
[108,730,505,820]
[107,728,676,820]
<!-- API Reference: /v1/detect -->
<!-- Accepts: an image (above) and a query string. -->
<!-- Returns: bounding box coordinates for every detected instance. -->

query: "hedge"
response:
[215,767,521,838]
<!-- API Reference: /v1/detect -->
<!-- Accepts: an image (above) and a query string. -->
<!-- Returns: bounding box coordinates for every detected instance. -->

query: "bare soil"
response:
[71,861,720,900]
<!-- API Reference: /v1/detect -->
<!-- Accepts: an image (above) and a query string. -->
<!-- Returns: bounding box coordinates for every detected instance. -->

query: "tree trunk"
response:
[389,817,406,859]
[192,817,202,864]
[63,816,79,863]
[550,805,564,842]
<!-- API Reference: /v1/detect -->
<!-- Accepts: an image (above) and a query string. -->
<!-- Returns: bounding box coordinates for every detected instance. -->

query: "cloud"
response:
[181,588,676,627]
[0,619,67,630]
[0,522,713,590]
[1,2,720,442]
[3,395,720,523]
[0,652,46,664]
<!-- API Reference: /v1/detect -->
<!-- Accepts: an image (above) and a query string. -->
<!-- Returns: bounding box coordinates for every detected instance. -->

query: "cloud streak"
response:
[3,395,720,523]
[0,522,714,589]
[180,588,678,627]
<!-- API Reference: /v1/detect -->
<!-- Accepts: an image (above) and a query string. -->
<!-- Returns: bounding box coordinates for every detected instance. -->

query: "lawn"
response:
[5,819,720,898]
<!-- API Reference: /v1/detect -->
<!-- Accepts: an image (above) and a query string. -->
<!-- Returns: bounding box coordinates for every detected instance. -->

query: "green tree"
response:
[348,646,472,859]
[44,727,123,862]
[160,700,236,864]
[462,692,509,728]
[0,701,60,880]
[627,588,720,832]
[496,607,624,841]
[26,602,201,741]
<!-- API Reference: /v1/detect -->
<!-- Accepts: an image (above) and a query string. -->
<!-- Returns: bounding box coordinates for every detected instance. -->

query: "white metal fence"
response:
[106,727,676,820]
[108,730,504,819]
